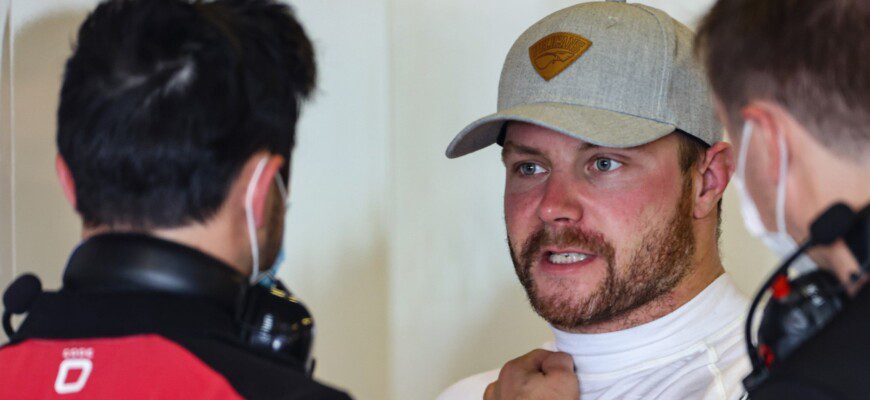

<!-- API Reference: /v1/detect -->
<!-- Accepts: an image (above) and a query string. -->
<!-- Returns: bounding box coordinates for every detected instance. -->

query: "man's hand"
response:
[483,349,579,400]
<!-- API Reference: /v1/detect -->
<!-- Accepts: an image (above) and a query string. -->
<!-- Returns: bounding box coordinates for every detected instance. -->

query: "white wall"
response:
[1,1,96,340]
[0,0,12,301]
[8,1,91,296]
[286,2,390,398]
[0,1,779,400]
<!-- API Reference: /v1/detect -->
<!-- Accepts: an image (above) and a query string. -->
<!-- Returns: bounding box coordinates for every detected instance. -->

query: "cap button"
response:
[606,0,628,2]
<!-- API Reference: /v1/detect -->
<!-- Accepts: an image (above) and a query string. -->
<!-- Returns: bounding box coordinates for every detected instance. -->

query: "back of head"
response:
[57,0,316,229]
[696,0,870,161]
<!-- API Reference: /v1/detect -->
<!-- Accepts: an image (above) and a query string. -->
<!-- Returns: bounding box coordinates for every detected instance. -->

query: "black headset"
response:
[743,202,869,391]
[2,234,316,376]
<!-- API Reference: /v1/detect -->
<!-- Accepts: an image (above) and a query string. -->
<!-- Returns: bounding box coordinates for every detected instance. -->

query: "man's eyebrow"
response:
[577,142,600,152]
[502,139,636,160]
[501,141,544,160]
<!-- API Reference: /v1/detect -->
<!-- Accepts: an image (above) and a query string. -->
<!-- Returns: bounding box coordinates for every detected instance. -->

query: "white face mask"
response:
[244,157,291,285]
[733,122,816,273]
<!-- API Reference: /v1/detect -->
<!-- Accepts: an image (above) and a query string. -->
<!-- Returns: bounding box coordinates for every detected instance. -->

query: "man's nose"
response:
[536,172,584,225]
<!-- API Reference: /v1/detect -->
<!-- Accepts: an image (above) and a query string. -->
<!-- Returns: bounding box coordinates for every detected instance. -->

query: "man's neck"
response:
[798,146,869,292]
[81,221,249,276]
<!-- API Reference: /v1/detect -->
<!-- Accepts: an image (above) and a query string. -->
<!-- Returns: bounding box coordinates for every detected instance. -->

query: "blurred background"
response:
[0,0,778,399]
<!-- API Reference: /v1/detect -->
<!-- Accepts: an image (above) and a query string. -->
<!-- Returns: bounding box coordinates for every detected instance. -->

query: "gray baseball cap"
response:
[445,0,721,158]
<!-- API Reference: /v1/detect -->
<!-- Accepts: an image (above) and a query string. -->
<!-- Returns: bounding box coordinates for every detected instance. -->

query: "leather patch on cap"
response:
[528,32,592,81]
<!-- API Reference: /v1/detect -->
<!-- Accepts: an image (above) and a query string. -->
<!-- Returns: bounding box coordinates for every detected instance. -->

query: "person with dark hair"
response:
[0,0,351,398]
[438,1,748,399]
[695,1,869,399]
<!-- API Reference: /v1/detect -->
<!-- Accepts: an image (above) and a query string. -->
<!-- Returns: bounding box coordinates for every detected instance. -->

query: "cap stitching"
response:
[631,4,670,118]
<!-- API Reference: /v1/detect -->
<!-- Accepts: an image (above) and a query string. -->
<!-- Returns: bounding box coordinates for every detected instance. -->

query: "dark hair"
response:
[676,130,708,173]
[57,0,316,229]
[695,0,869,161]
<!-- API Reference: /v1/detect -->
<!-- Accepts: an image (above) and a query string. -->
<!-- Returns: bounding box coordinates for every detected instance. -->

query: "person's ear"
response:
[245,154,285,229]
[694,141,733,220]
[741,101,790,185]
[55,154,77,210]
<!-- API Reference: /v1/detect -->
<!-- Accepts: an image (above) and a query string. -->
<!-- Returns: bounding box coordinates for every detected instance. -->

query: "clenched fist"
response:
[483,349,579,400]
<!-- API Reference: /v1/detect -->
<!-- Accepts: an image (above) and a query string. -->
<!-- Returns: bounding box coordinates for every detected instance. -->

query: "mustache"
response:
[518,226,616,268]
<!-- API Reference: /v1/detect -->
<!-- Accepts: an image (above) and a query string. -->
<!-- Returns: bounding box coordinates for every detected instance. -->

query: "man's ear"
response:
[55,154,77,210]
[694,141,733,219]
[244,154,285,228]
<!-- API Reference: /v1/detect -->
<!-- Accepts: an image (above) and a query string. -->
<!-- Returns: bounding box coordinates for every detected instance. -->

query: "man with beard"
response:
[0,0,349,398]
[438,1,749,399]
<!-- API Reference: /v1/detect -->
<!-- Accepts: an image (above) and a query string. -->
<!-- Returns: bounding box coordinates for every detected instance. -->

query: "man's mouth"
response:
[538,246,598,268]
[534,249,598,276]
[547,252,591,264]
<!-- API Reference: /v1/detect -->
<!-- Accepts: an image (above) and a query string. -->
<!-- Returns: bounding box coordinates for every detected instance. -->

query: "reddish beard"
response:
[509,176,696,330]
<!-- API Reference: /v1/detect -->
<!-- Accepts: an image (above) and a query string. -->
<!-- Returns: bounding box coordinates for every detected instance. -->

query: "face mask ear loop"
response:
[251,172,290,286]
[775,131,789,235]
[274,172,288,200]
[736,122,754,183]
[245,158,270,284]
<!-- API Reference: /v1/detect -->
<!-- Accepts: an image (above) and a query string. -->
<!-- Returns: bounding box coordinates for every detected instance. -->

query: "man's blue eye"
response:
[594,158,623,172]
[517,163,545,176]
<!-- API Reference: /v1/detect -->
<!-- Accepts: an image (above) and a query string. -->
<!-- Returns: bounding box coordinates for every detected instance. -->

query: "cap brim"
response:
[445,102,676,158]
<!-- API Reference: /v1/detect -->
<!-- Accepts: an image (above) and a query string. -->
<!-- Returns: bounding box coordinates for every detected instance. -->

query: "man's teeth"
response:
[548,252,590,264]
